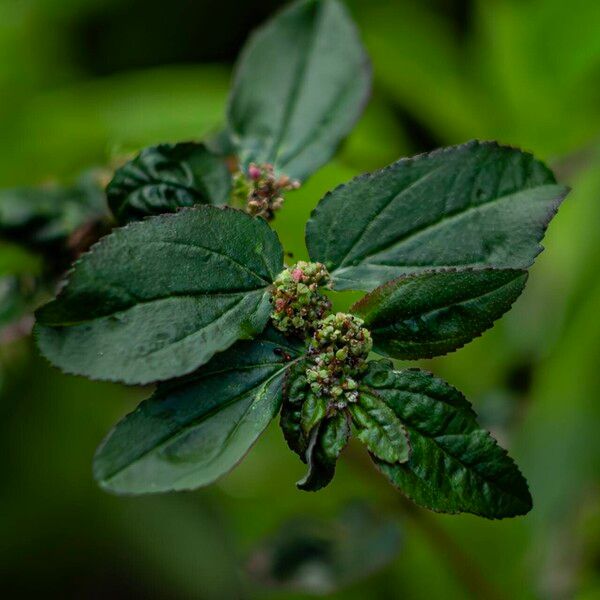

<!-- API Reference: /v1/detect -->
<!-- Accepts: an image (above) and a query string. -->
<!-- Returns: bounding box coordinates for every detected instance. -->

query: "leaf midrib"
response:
[336,162,451,269]
[141,239,271,284]
[378,393,528,506]
[269,0,323,167]
[367,274,522,332]
[100,359,299,484]
[45,288,267,327]
[337,183,559,273]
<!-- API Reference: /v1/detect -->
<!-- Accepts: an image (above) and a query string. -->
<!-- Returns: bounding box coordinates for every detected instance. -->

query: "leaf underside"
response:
[297,411,351,492]
[94,328,302,494]
[35,206,283,384]
[352,267,528,359]
[306,140,568,291]
[363,360,532,518]
[227,0,371,181]
[107,142,231,224]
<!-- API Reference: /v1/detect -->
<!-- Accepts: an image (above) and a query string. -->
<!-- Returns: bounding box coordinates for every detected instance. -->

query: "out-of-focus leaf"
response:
[307,141,566,291]
[107,143,231,224]
[1,66,230,183]
[94,328,302,494]
[0,169,107,248]
[228,0,371,181]
[352,268,528,359]
[36,207,283,384]
[247,501,401,594]
[364,360,532,518]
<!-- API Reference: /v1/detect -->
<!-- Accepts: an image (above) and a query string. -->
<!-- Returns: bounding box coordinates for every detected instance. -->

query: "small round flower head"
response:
[232,163,300,220]
[271,261,331,336]
[306,313,372,408]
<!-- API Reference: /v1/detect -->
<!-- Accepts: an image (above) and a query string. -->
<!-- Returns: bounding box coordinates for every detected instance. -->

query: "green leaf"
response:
[352,268,528,359]
[349,392,410,464]
[93,328,302,494]
[227,0,370,182]
[363,360,532,518]
[35,206,283,384]
[306,141,568,291]
[300,392,328,436]
[107,142,231,224]
[0,169,107,249]
[297,411,350,492]
[280,360,312,459]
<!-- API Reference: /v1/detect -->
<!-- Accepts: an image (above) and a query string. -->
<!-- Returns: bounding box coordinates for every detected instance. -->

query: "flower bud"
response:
[270,261,331,337]
[232,162,300,220]
[304,312,372,408]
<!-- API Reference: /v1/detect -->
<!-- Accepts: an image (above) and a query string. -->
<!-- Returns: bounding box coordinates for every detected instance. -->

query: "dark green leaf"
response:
[280,359,312,458]
[363,360,532,518]
[352,268,528,359]
[107,143,231,224]
[300,393,328,435]
[306,141,568,291]
[247,501,401,594]
[0,169,107,249]
[93,327,302,494]
[227,0,371,181]
[35,206,283,384]
[349,392,410,463]
[298,411,350,491]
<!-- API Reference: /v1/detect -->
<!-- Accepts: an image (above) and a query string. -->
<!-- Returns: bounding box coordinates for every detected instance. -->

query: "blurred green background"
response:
[1,0,599,598]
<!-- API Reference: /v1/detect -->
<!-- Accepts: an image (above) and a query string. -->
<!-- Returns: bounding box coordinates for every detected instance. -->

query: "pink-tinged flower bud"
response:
[248,164,261,180]
[292,268,304,282]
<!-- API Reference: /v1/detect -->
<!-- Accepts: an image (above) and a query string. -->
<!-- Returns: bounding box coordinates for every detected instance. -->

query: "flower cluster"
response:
[271,261,331,336]
[306,313,372,408]
[232,163,300,220]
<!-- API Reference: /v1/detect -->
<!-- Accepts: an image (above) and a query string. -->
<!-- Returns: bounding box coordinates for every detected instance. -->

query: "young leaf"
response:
[107,142,231,224]
[35,207,283,384]
[363,360,532,518]
[0,169,106,248]
[227,0,371,182]
[349,392,410,464]
[352,268,528,359]
[297,411,350,492]
[300,392,328,436]
[93,327,302,494]
[306,141,568,291]
[280,360,312,458]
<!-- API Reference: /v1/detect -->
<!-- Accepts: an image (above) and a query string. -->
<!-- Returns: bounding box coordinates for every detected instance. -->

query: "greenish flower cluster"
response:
[271,261,331,336]
[306,313,373,408]
[232,162,300,220]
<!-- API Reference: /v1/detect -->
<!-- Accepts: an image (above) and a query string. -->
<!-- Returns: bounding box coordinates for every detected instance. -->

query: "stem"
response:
[345,442,507,600]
